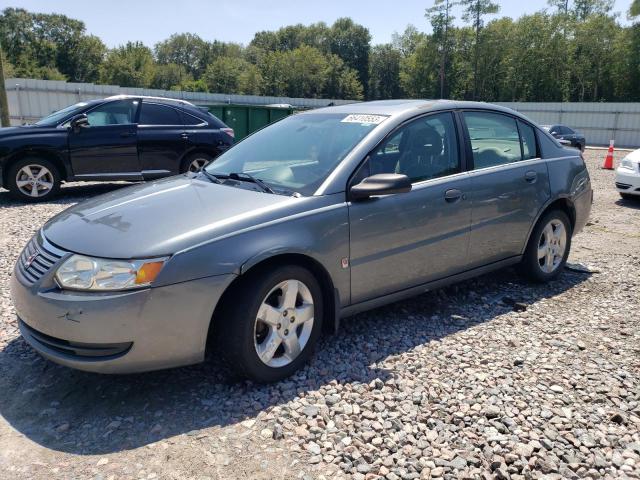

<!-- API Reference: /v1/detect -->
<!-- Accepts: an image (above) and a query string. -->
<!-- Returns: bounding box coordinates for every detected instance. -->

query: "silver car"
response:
[11,100,592,382]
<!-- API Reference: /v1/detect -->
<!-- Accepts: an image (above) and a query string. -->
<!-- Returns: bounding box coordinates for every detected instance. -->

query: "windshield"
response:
[34,102,88,126]
[205,112,386,196]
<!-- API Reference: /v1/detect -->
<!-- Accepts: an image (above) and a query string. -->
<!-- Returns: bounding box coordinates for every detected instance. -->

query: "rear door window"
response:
[139,103,182,126]
[464,111,522,169]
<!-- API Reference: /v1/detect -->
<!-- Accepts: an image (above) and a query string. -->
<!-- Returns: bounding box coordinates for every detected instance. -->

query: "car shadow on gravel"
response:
[615,197,640,209]
[0,183,132,207]
[0,267,591,456]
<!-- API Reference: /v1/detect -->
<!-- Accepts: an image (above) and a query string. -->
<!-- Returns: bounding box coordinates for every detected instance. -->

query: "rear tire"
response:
[180,153,214,173]
[519,210,572,283]
[6,157,61,202]
[217,265,323,383]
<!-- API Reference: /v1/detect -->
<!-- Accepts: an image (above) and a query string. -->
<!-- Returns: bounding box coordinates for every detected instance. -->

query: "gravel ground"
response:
[0,149,638,480]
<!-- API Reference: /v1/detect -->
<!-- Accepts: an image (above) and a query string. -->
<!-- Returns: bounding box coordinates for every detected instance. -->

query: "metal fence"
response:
[4,78,640,148]
[497,102,640,148]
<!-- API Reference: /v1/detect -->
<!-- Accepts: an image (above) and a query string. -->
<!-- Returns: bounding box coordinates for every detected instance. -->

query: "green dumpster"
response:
[201,104,297,141]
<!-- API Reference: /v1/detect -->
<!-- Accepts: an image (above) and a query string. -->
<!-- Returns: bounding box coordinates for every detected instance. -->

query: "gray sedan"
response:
[11,100,592,382]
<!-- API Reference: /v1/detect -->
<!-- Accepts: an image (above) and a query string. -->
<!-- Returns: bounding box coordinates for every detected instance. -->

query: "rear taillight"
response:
[221,127,235,139]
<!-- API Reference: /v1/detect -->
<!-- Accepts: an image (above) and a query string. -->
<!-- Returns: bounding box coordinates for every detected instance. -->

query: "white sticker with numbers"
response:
[341,114,387,125]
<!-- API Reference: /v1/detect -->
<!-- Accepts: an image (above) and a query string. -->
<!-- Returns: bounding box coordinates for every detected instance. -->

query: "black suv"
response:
[0,95,234,201]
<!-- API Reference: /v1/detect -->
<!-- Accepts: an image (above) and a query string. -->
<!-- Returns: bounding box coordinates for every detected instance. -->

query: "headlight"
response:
[621,158,633,169]
[55,255,167,291]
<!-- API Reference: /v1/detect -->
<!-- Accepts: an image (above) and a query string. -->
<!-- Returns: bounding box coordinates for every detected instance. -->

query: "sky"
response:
[1,0,634,47]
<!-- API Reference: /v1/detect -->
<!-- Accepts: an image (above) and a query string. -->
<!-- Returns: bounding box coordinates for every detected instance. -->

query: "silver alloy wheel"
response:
[15,164,54,198]
[254,279,315,368]
[537,219,567,273]
[188,158,209,172]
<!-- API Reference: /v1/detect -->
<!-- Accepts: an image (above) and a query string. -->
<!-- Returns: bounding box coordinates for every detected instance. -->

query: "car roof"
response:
[306,99,531,120]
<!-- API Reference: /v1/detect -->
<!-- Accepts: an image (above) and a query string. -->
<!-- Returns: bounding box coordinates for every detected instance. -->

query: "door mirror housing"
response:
[350,173,412,200]
[69,113,89,131]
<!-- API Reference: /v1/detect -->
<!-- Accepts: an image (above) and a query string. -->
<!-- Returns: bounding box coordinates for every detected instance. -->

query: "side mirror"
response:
[350,173,412,200]
[558,138,572,146]
[69,113,89,131]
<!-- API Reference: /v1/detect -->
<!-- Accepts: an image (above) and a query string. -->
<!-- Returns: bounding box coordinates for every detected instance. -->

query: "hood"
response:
[43,175,305,258]
[0,125,52,135]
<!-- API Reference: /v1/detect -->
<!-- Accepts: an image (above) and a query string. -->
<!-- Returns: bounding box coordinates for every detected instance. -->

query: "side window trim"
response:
[347,110,464,191]
[138,102,183,127]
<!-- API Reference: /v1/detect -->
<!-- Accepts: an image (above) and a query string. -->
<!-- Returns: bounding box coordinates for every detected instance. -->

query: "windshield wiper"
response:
[199,169,223,184]
[228,172,275,194]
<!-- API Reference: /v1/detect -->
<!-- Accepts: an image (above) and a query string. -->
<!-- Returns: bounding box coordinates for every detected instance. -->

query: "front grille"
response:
[17,233,66,285]
[20,319,132,359]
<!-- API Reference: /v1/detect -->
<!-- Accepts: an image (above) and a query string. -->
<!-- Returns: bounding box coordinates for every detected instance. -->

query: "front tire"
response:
[620,193,637,201]
[218,265,323,383]
[7,157,61,202]
[519,210,572,282]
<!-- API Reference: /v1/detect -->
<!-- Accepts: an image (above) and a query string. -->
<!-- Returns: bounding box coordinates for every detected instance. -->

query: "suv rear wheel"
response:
[218,265,323,383]
[519,210,572,282]
[7,157,61,202]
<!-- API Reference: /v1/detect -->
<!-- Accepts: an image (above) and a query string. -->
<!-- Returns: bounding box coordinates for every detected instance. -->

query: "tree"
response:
[325,54,364,99]
[573,0,613,20]
[61,34,106,82]
[630,0,640,18]
[399,36,440,98]
[368,44,402,99]
[154,33,209,77]
[152,63,191,90]
[426,0,458,98]
[459,0,500,99]
[328,18,371,97]
[0,8,107,82]
[203,57,263,95]
[100,42,155,88]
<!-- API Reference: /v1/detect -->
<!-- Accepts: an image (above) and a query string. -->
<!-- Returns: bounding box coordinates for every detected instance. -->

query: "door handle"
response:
[120,131,135,138]
[524,171,537,183]
[181,133,189,140]
[444,188,462,202]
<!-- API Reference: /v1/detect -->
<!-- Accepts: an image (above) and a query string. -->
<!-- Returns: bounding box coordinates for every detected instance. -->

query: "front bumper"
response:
[11,264,235,374]
[615,167,640,196]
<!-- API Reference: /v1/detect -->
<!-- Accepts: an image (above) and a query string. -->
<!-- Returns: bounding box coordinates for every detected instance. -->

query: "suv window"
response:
[464,111,523,169]
[368,112,460,183]
[139,103,182,126]
[563,126,575,134]
[87,100,137,126]
[518,121,538,160]
[181,111,206,126]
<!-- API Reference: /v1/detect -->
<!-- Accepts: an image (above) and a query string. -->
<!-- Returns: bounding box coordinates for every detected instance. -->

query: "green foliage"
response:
[152,63,192,90]
[100,42,155,88]
[1,5,639,102]
[368,44,402,99]
[203,57,263,95]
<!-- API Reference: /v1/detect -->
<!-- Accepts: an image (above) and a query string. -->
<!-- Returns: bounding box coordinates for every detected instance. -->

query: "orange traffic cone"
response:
[602,140,615,170]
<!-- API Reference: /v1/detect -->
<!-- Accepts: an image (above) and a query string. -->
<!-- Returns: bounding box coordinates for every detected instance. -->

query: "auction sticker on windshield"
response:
[341,114,388,125]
